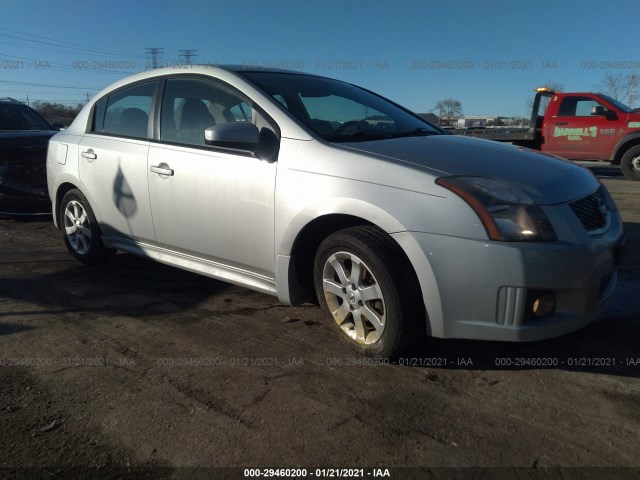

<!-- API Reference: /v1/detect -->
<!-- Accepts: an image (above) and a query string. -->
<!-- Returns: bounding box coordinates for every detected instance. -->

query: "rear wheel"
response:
[314,226,423,358]
[620,145,640,180]
[60,189,115,264]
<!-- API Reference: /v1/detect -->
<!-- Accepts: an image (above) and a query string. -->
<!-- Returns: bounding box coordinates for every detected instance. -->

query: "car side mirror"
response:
[591,105,615,119]
[52,123,65,130]
[204,122,260,150]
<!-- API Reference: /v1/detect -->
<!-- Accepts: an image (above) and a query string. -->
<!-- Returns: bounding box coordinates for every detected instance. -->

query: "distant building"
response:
[455,116,523,128]
[365,115,394,125]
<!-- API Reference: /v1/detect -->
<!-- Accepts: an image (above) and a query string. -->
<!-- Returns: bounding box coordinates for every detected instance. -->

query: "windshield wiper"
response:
[329,132,391,143]
[329,128,436,143]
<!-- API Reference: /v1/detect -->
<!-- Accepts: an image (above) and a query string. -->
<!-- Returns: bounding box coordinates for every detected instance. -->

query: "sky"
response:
[1,0,639,117]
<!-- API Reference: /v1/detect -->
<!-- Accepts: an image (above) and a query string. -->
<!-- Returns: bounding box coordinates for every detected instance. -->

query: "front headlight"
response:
[436,176,557,242]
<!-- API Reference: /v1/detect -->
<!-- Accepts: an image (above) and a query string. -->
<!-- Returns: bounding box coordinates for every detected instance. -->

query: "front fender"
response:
[276,195,408,258]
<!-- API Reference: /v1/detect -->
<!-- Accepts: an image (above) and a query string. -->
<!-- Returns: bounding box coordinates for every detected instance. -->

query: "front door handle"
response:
[81,149,97,161]
[554,122,568,126]
[150,164,174,176]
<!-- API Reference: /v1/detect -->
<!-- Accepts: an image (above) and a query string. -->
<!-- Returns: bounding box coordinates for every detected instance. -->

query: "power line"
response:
[0,39,143,66]
[0,79,102,90]
[0,88,89,96]
[0,26,146,59]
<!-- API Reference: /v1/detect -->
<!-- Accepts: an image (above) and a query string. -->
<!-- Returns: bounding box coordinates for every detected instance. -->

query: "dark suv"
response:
[0,98,61,213]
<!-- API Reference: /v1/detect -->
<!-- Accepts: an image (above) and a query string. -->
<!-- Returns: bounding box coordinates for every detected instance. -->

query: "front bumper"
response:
[0,155,50,213]
[0,179,51,213]
[392,216,625,342]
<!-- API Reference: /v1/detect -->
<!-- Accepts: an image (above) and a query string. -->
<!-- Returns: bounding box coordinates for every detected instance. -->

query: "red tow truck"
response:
[457,88,640,180]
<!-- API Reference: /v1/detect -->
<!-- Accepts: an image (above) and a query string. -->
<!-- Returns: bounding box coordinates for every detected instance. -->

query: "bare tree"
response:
[597,71,639,106]
[434,98,463,126]
[31,101,83,126]
[540,81,564,92]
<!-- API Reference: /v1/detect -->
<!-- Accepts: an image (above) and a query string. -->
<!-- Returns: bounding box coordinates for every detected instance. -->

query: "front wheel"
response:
[60,189,115,264]
[314,226,423,358]
[620,145,640,181]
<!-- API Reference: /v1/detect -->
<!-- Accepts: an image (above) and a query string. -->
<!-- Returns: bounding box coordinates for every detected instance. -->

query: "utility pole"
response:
[178,49,198,65]
[145,48,164,69]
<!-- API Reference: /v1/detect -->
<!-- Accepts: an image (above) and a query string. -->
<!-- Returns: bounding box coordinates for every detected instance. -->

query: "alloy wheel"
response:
[63,200,92,255]
[321,251,386,344]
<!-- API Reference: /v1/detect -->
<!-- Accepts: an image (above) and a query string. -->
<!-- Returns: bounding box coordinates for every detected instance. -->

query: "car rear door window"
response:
[103,82,157,139]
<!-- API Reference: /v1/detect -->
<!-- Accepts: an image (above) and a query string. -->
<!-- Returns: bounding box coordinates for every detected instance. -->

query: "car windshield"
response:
[599,94,632,113]
[239,71,441,142]
[0,105,51,131]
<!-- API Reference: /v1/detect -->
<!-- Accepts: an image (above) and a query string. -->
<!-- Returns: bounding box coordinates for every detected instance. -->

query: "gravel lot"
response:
[0,177,638,480]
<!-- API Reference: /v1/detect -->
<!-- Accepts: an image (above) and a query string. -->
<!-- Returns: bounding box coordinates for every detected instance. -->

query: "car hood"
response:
[338,134,599,205]
[0,130,57,147]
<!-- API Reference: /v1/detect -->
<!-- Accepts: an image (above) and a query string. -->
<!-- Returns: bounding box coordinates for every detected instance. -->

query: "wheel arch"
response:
[276,213,432,337]
[611,133,640,165]
[285,213,373,302]
[53,181,81,229]
[52,177,104,230]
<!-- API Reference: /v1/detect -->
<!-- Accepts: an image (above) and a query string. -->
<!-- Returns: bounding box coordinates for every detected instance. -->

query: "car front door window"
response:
[160,78,254,147]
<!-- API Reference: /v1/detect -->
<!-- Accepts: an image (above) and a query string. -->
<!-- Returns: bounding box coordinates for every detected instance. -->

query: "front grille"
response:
[569,188,609,233]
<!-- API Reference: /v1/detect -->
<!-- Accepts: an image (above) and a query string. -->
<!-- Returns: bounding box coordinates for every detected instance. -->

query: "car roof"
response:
[220,64,324,77]
[0,98,27,106]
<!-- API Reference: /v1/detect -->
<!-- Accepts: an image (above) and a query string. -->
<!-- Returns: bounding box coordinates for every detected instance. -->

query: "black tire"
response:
[620,145,640,181]
[59,189,115,264]
[314,226,424,358]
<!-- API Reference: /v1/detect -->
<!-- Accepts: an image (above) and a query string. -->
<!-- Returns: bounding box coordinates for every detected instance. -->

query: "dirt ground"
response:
[0,177,638,480]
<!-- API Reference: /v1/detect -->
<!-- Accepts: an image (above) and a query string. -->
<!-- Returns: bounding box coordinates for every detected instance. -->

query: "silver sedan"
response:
[46,66,626,357]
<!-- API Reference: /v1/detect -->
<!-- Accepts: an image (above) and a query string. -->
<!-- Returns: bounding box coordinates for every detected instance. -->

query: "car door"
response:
[147,76,277,278]
[78,81,157,243]
[543,94,621,160]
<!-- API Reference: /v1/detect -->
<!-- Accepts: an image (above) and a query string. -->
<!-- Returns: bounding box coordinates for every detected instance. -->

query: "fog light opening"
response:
[531,293,556,318]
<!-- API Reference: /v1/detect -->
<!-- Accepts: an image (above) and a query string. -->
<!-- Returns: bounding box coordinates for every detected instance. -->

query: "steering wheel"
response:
[335,120,368,135]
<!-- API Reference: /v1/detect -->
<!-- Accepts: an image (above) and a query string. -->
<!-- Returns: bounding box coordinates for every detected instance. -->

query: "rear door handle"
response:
[150,164,174,176]
[81,149,97,161]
